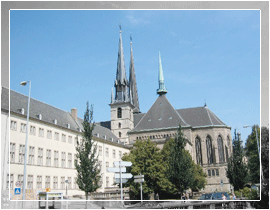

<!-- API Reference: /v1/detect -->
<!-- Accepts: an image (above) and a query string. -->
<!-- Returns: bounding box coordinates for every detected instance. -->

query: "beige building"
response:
[1,87,130,200]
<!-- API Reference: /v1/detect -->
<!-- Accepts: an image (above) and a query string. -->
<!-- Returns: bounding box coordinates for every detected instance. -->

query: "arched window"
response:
[119,132,122,138]
[227,136,230,147]
[117,108,122,118]
[225,146,229,162]
[195,136,203,165]
[217,135,225,164]
[206,135,215,164]
[118,123,121,128]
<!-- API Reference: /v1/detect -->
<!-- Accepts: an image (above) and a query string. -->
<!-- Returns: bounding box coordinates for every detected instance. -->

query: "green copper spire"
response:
[157,51,167,95]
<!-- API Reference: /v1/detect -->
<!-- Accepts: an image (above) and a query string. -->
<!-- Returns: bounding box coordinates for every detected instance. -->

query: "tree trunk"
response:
[85,192,88,209]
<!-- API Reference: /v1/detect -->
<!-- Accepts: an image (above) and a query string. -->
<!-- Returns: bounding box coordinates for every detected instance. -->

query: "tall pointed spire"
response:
[157,51,168,96]
[114,23,129,102]
[129,33,140,113]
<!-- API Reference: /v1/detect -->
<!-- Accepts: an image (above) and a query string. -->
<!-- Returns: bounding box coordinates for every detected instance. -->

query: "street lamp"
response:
[20,81,31,201]
[243,125,260,159]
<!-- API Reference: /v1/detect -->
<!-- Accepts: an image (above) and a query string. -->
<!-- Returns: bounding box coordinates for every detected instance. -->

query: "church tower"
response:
[110,26,134,144]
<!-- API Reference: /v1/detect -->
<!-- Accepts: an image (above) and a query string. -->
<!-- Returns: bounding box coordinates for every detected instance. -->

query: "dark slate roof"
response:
[2,87,122,145]
[177,106,226,127]
[131,95,190,132]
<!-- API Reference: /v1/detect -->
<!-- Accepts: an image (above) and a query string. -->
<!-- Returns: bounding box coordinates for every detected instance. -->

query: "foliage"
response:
[234,187,258,200]
[245,125,260,184]
[167,125,195,197]
[190,162,207,192]
[74,102,101,200]
[226,129,248,191]
[122,138,173,199]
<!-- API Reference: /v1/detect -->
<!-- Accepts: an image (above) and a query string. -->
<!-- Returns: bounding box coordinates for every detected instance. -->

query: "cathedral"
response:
[104,27,233,193]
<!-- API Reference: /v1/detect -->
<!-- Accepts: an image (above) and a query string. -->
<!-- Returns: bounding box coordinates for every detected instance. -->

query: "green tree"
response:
[190,162,207,195]
[245,125,260,184]
[167,125,194,198]
[122,138,172,199]
[74,102,101,202]
[226,129,248,191]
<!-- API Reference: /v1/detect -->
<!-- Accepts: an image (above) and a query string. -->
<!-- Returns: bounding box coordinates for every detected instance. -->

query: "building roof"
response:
[131,97,227,133]
[2,87,124,146]
[131,95,190,132]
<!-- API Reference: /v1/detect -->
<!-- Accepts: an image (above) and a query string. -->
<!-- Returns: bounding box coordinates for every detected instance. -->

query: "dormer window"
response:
[38,114,42,120]
[67,124,70,129]
[117,108,122,118]
[119,132,122,138]
[21,108,25,115]
[53,119,57,125]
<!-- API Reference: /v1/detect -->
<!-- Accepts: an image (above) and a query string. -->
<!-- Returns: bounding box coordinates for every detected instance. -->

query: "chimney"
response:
[71,108,77,121]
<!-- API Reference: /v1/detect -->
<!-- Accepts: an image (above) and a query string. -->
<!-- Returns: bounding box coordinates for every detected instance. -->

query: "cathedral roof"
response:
[131,97,227,133]
[131,94,190,132]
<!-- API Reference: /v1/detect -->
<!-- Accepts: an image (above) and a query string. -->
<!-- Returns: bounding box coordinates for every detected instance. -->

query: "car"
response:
[199,192,230,200]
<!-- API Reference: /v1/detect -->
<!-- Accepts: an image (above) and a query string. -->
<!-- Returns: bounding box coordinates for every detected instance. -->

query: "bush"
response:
[234,187,259,200]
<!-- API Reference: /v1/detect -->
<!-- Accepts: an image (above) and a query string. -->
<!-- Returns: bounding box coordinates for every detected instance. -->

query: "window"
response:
[68,153,72,168]
[53,176,58,189]
[37,176,42,189]
[61,152,66,168]
[10,143,15,163]
[106,148,109,157]
[99,146,102,156]
[68,177,72,190]
[39,128,44,137]
[37,148,43,166]
[54,132,59,141]
[212,169,215,176]
[19,144,25,164]
[46,149,51,166]
[106,177,109,187]
[227,136,231,147]
[99,161,102,170]
[6,174,9,190]
[113,149,116,158]
[45,176,50,188]
[117,107,122,118]
[119,132,122,138]
[20,123,26,133]
[106,162,109,168]
[28,146,35,165]
[217,135,225,164]
[54,151,59,167]
[216,169,219,176]
[62,134,66,142]
[61,177,65,189]
[206,135,215,164]
[30,126,36,135]
[118,123,121,128]
[18,174,24,187]
[195,137,203,165]
[10,120,17,130]
[208,170,211,177]
[68,136,72,144]
[9,174,14,190]
[47,130,52,139]
[119,151,122,159]
[27,175,33,189]
[225,146,229,163]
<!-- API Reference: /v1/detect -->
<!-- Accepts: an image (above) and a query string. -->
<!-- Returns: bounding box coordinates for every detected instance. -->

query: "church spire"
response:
[129,34,140,113]
[157,51,168,96]
[114,23,129,102]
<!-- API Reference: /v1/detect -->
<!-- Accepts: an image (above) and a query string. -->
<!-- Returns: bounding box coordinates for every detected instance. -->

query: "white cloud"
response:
[126,15,151,25]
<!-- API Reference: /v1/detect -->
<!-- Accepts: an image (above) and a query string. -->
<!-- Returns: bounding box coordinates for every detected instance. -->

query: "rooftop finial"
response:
[119,21,122,32]
[157,51,168,96]
[130,33,132,43]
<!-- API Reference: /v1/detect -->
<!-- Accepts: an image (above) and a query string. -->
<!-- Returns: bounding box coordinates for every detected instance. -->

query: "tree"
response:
[167,125,194,197]
[245,125,260,184]
[74,102,101,202]
[226,129,248,191]
[122,138,173,199]
[190,162,207,195]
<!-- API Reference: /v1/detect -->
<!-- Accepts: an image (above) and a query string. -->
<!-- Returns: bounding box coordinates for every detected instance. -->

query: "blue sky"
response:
[10,10,260,143]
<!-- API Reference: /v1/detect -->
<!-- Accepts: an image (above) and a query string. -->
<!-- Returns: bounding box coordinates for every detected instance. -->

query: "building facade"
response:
[2,87,130,200]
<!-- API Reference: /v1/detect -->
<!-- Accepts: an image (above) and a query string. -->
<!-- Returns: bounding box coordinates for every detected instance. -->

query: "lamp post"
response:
[243,125,260,159]
[20,81,31,201]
